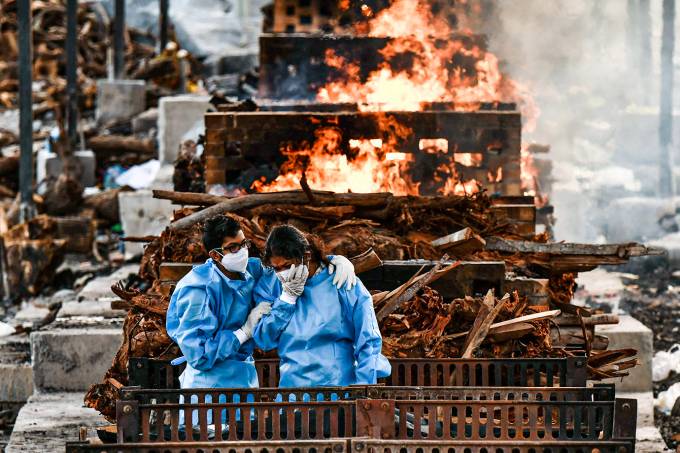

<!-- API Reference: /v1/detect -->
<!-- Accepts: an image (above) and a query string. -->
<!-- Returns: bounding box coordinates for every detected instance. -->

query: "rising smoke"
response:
[481,0,675,243]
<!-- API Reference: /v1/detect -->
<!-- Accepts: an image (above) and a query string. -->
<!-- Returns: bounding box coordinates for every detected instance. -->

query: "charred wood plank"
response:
[485,236,665,257]
[431,227,486,256]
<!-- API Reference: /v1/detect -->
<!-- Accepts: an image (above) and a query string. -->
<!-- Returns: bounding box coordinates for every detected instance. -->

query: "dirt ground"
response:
[619,260,680,450]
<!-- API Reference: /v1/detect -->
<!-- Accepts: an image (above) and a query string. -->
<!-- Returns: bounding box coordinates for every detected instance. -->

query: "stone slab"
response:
[96,79,146,124]
[597,315,653,392]
[36,149,96,187]
[0,364,33,402]
[31,328,121,392]
[118,190,174,259]
[158,95,210,164]
[5,392,109,453]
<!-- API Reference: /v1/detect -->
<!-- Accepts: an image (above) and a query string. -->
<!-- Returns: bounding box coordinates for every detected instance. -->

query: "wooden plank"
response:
[491,204,536,222]
[488,322,535,342]
[485,237,666,257]
[443,308,561,341]
[462,291,509,358]
[431,228,486,256]
[554,314,620,327]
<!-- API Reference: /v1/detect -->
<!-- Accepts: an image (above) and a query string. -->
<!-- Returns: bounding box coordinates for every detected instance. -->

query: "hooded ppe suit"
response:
[252,265,391,387]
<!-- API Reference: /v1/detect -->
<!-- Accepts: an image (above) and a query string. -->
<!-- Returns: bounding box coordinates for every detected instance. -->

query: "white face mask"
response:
[275,268,291,282]
[219,247,249,273]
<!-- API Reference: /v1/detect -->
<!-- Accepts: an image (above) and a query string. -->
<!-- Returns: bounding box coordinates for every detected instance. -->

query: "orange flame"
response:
[255,0,541,199]
[251,125,420,195]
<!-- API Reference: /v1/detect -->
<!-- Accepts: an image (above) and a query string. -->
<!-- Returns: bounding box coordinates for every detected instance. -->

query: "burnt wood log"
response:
[88,135,157,156]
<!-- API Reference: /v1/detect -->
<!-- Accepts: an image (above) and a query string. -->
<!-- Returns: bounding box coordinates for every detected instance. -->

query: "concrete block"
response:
[0,364,33,402]
[6,392,109,453]
[597,315,653,392]
[158,95,210,165]
[36,149,96,187]
[31,328,121,392]
[118,190,174,259]
[96,79,146,124]
[132,107,159,134]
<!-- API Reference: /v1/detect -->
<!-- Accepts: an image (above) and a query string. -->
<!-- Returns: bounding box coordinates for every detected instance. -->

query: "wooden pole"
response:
[158,0,169,54]
[66,0,78,150]
[18,0,35,222]
[113,0,125,79]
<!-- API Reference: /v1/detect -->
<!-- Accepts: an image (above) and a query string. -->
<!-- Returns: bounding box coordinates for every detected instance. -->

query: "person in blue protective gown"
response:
[166,215,269,391]
[252,225,391,388]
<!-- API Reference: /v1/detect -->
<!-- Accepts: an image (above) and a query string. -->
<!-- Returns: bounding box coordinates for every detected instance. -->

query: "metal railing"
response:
[128,357,587,389]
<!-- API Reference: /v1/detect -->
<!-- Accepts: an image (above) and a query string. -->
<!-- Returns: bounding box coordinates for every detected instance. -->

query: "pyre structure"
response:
[205,0,523,199]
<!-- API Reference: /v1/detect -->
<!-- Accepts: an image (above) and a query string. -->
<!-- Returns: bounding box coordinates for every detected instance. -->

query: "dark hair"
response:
[263,225,328,266]
[203,215,241,252]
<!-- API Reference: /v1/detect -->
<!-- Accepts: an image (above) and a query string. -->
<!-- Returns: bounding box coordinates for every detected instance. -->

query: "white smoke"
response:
[483,0,677,243]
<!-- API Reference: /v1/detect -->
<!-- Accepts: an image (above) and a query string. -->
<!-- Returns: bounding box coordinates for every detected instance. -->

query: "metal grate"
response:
[127,357,587,390]
[117,400,358,443]
[115,397,628,444]
[119,384,615,407]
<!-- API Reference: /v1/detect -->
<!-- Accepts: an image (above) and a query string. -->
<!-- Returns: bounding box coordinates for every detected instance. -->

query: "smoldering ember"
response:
[0,0,678,451]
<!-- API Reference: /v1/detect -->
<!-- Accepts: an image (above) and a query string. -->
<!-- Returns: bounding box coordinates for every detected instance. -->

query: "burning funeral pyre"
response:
[84,0,658,422]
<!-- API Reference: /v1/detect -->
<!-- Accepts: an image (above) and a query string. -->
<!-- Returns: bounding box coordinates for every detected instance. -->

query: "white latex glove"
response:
[236,302,271,342]
[278,264,309,301]
[329,255,357,290]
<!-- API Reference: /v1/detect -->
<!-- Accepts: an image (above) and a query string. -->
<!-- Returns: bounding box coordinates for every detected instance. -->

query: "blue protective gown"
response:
[252,265,391,388]
[166,257,264,390]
